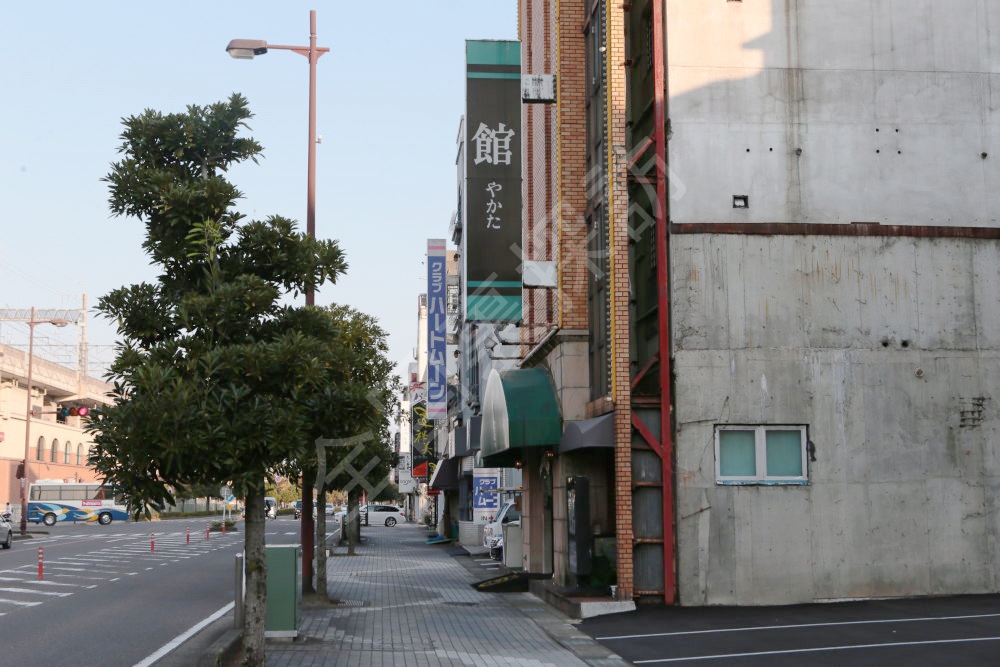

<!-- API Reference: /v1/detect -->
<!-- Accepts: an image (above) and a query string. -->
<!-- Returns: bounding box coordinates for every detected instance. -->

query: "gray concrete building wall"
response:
[672,235,1000,604]
[666,0,999,227]
[662,0,999,605]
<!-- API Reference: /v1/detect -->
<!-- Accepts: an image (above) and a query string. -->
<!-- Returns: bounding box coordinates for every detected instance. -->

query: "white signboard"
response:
[398,471,416,494]
[522,73,555,103]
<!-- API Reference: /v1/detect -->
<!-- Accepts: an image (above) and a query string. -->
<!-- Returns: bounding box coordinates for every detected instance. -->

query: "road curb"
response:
[199,627,242,667]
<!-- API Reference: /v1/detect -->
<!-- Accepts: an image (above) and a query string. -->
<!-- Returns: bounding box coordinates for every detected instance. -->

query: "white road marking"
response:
[633,636,1000,663]
[132,602,234,667]
[0,597,42,607]
[0,587,72,597]
[597,612,1000,641]
[0,577,78,587]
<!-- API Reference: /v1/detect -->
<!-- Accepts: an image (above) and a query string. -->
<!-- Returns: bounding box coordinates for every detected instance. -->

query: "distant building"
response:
[0,343,112,516]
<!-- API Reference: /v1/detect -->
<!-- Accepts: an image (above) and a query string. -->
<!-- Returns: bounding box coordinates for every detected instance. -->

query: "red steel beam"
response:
[652,0,676,605]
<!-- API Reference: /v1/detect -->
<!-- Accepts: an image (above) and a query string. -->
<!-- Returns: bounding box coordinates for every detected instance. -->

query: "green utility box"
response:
[265,544,301,638]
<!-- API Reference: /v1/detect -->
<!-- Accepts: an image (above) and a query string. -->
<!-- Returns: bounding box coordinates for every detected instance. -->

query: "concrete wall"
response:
[672,234,1000,604]
[666,0,1000,227]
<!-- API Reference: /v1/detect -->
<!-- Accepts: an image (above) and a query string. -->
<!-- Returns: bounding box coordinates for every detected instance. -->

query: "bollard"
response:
[37,546,44,580]
[151,532,155,553]
[186,526,191,544]
[206,523,210,539]
[222,519,226,535]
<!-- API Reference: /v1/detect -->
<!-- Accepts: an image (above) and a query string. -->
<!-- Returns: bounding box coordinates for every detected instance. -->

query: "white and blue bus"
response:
[28,480,129,526]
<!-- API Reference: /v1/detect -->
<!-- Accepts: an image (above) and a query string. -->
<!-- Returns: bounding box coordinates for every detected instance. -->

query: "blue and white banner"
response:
[473,468,500,522]
[427,239,448,420]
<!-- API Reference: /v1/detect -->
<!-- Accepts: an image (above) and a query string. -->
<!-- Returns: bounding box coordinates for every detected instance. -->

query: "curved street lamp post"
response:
[227,9,329,593]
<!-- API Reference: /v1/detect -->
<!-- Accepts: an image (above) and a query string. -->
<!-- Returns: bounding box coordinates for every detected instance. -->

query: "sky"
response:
[0,1,517,380]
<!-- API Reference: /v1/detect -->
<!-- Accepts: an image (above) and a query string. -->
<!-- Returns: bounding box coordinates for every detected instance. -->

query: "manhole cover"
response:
[336,599,369,607]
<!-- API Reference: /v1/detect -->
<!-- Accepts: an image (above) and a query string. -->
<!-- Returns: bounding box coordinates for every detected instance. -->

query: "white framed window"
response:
[715,425,809,485]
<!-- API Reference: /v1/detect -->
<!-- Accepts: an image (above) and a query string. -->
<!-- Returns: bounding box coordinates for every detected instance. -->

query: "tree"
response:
[300,304,399,590]
[372,481,399,503]
[89,94,346,666]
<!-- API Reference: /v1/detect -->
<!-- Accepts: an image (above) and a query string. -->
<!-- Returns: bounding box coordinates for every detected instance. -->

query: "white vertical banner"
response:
[427,239,448,420]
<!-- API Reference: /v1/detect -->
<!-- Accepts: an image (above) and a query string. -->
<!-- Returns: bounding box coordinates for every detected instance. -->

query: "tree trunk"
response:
[241,487,266,666]
[316,480,327,598]
[347,492,358,556]
[300,469,315,595]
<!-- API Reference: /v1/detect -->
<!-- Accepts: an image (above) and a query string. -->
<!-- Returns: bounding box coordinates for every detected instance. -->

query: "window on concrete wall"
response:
[36,436,45,461]
[76,443,83,466]
[64,444,70,464]
[51,439,59,463]
[715,425,809,485]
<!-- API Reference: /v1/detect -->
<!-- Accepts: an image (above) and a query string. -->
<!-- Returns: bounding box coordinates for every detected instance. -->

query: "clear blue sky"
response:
[0,1,516,379]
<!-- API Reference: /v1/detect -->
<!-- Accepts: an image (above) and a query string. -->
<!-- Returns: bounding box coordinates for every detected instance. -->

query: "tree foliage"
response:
[87,94,399,665]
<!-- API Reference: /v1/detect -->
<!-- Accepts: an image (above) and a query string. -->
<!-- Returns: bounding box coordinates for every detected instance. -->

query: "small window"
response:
[36,436,45,461]
[51,439,60,463]
[716,425,808,485]
[76,444,83,466]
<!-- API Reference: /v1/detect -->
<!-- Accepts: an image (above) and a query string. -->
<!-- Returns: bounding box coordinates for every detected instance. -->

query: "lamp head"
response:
[226,39,268,59]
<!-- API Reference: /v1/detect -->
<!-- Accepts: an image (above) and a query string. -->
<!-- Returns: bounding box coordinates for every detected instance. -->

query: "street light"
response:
[0,308,82,533]
[227,8,329,594]
[226,9,329,307]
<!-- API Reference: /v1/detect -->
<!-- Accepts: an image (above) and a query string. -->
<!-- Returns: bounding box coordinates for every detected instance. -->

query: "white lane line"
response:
[597,612,1000,641]
[633,636,1000,663]
[0,587,73,597]
[0,577,78,588]
[132,602,234,667]
[0,598,42,607]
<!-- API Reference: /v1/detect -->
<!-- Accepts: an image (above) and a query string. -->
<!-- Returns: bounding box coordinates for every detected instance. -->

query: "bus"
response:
[28,480,129,526]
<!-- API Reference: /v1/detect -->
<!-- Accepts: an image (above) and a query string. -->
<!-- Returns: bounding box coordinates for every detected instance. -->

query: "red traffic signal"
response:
[57,406,90,417]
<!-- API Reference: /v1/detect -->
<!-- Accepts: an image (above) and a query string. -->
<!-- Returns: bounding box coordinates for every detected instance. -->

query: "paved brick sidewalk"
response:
[264,523,628,666]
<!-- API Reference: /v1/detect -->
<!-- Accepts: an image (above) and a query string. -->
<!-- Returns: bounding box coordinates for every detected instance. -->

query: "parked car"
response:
[361,504,406,527]
[325,503,335,515]
[482,501,520,550]
[1,511,13,549]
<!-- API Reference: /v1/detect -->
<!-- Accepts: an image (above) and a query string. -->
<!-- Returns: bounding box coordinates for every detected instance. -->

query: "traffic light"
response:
[57,406,90,418]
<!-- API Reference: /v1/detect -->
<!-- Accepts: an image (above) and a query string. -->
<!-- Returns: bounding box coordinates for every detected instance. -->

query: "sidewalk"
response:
[260,523,628,666]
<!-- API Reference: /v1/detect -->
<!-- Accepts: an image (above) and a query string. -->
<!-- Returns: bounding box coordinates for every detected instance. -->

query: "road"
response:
[579,594,1000,666]
[0,515,245,667]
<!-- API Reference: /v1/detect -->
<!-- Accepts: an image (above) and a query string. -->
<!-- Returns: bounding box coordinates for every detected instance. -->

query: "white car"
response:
[361,504,406,527]
[482,502,520,549]
[1,511,13,549]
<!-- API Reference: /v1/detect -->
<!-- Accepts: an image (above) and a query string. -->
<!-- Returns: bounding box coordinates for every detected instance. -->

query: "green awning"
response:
[480,368,562,466]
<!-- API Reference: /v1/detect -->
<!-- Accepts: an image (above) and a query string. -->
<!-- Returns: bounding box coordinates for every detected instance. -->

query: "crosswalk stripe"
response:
[0,587,71,597]
[0,598,42,607]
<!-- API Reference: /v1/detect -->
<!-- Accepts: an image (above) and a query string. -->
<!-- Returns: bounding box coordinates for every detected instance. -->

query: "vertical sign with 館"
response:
[465,40,522,322]
[427,239,448,420]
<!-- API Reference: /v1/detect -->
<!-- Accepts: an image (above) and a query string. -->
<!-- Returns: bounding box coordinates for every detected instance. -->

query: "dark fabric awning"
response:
[429,457,461,491]
[481,368,561,467]
[559,413,615,454]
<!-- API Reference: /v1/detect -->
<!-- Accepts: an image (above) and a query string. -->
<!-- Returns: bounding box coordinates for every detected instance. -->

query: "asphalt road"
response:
[579,594,1000,666]
[0,516,243,667]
